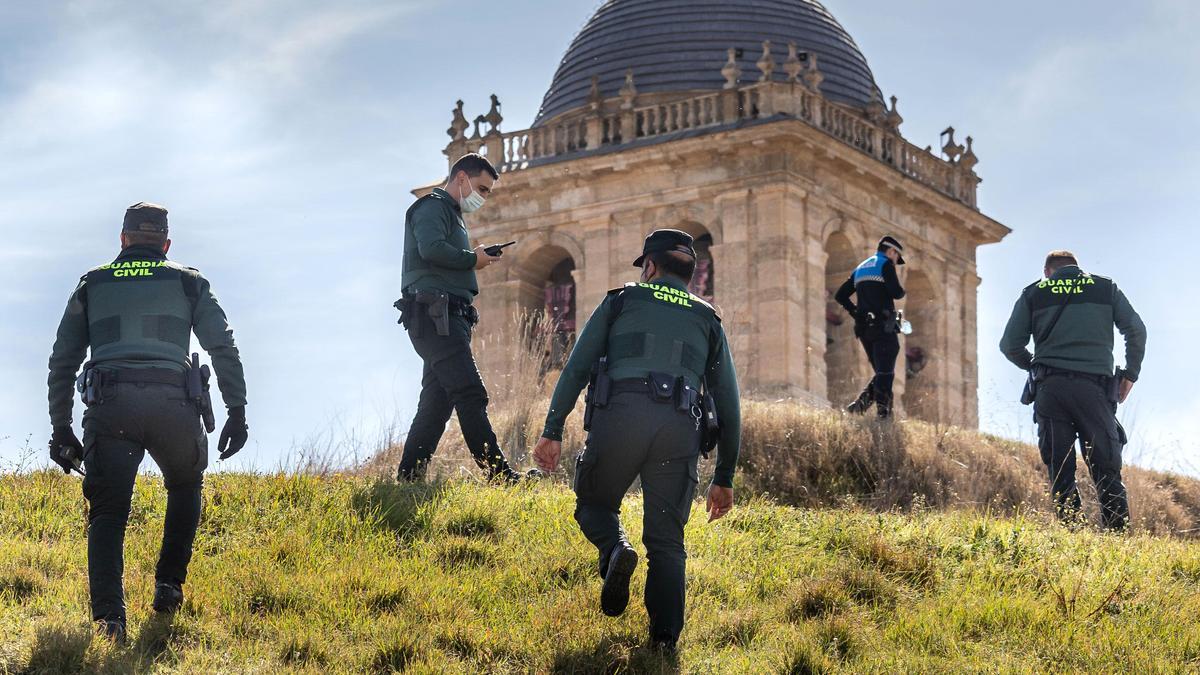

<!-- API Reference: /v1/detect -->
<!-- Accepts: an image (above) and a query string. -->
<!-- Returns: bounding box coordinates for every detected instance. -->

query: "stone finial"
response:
[783,43,804,82]
[757,41,775,81]
[619,68,638,110]
[959,135,978,171]
[484,94,503,134]
[447,100,469,141]
[802,52,824,93]
[721,47,741,89]
[885,95,903,130]
[587,75,603,109]
[940,126,964,163]
[471,114,486,140]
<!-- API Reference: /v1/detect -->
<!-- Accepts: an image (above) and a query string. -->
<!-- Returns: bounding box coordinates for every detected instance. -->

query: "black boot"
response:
[846,386,874,415]
[152,581,184,614]
[600,542,638,617]
[96,618,127,646]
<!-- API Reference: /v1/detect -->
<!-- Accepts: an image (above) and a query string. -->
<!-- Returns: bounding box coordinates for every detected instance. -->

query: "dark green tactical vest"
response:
[84,250,200,370]
[605,281,719,388]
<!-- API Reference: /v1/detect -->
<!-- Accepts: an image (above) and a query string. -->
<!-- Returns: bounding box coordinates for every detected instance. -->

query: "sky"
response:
[0,0,1196,474]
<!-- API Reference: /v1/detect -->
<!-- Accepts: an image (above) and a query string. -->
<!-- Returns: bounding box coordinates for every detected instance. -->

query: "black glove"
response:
[49,426,84,474]
[218,406,248,460]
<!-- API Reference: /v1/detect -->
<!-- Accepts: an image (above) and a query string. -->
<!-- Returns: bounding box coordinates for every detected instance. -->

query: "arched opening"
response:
[690,233,715,301]
[902,270,940,421]
[515,244,578,371]
[544,257,577,367]
[824,232,861,407]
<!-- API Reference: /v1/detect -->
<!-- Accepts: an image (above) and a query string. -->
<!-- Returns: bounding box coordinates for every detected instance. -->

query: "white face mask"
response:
[457,176,486,214]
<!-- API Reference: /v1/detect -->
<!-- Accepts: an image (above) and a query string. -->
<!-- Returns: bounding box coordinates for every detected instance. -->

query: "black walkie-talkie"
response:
[484,240,517,256]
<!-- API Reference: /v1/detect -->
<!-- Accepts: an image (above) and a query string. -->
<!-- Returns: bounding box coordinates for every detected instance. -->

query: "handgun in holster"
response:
[1107,366,1126,413]
[188,353,217,433]
[699,383,720,458]
[414,290,451,336]
[76,366,105,406]
[583,356,611,432]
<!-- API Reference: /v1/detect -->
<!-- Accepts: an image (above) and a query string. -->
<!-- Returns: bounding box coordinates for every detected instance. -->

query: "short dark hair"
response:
[450,153,499,180]
[123,230,168,248]
[1045,250,1078,272]
[648,250,697,283]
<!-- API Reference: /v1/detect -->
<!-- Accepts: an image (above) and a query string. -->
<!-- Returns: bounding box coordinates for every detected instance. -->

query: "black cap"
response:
[123,202,169,233]
[632,229,696,267]
[878,235,905,265]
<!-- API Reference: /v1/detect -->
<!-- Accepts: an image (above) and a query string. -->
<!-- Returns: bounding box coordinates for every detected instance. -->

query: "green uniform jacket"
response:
[999,265,1146,381]
[400,188,479,304]
[542,277,742,488]
[47,245,247,427]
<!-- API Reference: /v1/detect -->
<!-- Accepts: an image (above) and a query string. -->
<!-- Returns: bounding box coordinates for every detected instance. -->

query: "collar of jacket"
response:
[430,187,463,215]
[1049,264,1083,280]
[115,245,168,262]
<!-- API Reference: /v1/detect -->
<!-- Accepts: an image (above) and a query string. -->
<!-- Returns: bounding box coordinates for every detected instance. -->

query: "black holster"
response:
[188,353,216,433]
[583,357,611,432]
[76,366,105,406]
[415,291,451,337]
[700,390,720,458]
[1020,364,1044,406]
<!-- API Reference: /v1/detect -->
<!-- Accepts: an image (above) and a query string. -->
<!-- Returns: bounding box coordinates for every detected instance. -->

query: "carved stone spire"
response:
[865,97,886,123]
[959,135,978,171]
[619,68,638,110]
[885,95,903,130]
[483,94,503,134]
[802,52,824,93]
[447,100,469,141]
[721,47,741,89]
[757,41,775,82]
[941,126,964,163]
[587,75,603,109]
[783,42,804,83]
[471,114,486,140]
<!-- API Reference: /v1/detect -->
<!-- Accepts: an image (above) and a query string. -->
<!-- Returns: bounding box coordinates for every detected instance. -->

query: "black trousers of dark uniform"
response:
[573,390,701,643]
[854,331,900,417]
[1034,373,1129,530]
[81,380,207,623]
[398,308,511,479]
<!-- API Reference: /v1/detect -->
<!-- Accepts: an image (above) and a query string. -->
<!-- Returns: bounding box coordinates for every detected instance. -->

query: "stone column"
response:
[577,215,612,317]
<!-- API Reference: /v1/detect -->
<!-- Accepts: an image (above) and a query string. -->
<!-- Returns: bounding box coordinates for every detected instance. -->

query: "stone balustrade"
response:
[445,44,981,209]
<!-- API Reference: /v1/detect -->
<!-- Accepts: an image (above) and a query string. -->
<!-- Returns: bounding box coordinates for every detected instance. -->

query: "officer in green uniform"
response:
[1000,250,1146,530]
[395,153,534,483]
[532,229,741,654]
[47,202,248,643]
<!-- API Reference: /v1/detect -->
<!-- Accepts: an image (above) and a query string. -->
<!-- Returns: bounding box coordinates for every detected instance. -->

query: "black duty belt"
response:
[103,368,187,387]
[1040,366,1107,386]
[610,378,701,399]
[401,292,477,318]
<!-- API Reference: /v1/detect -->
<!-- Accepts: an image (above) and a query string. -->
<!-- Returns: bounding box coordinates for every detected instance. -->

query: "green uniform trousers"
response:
[573,389,701,643]
[82,379,207,622]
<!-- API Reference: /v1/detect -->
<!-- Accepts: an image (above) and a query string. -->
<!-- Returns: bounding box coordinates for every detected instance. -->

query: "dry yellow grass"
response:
[361,313,1200,537]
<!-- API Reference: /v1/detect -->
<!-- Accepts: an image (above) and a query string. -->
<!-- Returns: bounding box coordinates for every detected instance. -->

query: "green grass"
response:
[3,472,1200,673]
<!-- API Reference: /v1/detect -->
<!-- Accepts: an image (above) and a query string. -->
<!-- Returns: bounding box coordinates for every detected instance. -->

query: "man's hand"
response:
[473,246,502,270]
[1118,378,1135,404]
[218,406,249,460]
[532,436,562,473]
[706,484,734,522]
[49,426,84,474]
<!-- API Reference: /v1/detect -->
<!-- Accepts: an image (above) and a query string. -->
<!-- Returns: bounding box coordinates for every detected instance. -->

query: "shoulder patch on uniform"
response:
[688,293,720,320]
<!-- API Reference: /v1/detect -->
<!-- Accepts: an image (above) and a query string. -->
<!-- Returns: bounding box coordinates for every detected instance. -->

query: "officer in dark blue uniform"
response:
[834,236,907,418]
[532,229,741,654]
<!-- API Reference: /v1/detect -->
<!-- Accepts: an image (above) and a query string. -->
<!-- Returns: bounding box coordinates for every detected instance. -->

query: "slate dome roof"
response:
[533,0,884,126]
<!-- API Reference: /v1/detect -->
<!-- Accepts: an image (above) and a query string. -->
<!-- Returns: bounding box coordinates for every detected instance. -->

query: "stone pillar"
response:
[711,189,753,386]
[577,215,612,316]
[961,269,981,428]
[747,184,807,397]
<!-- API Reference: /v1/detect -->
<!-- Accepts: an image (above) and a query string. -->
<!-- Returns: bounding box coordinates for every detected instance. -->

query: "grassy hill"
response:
[4,472,1200,673]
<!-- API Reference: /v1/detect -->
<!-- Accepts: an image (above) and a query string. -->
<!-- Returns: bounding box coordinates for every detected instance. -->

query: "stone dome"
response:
[533,0,884,126]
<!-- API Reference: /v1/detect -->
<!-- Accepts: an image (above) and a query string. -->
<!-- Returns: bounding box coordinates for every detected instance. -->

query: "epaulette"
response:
[688,293,721,320]
[607,282,638,295]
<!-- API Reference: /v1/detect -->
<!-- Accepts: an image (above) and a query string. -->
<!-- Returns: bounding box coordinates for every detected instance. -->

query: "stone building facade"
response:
[416,0,1009,427]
